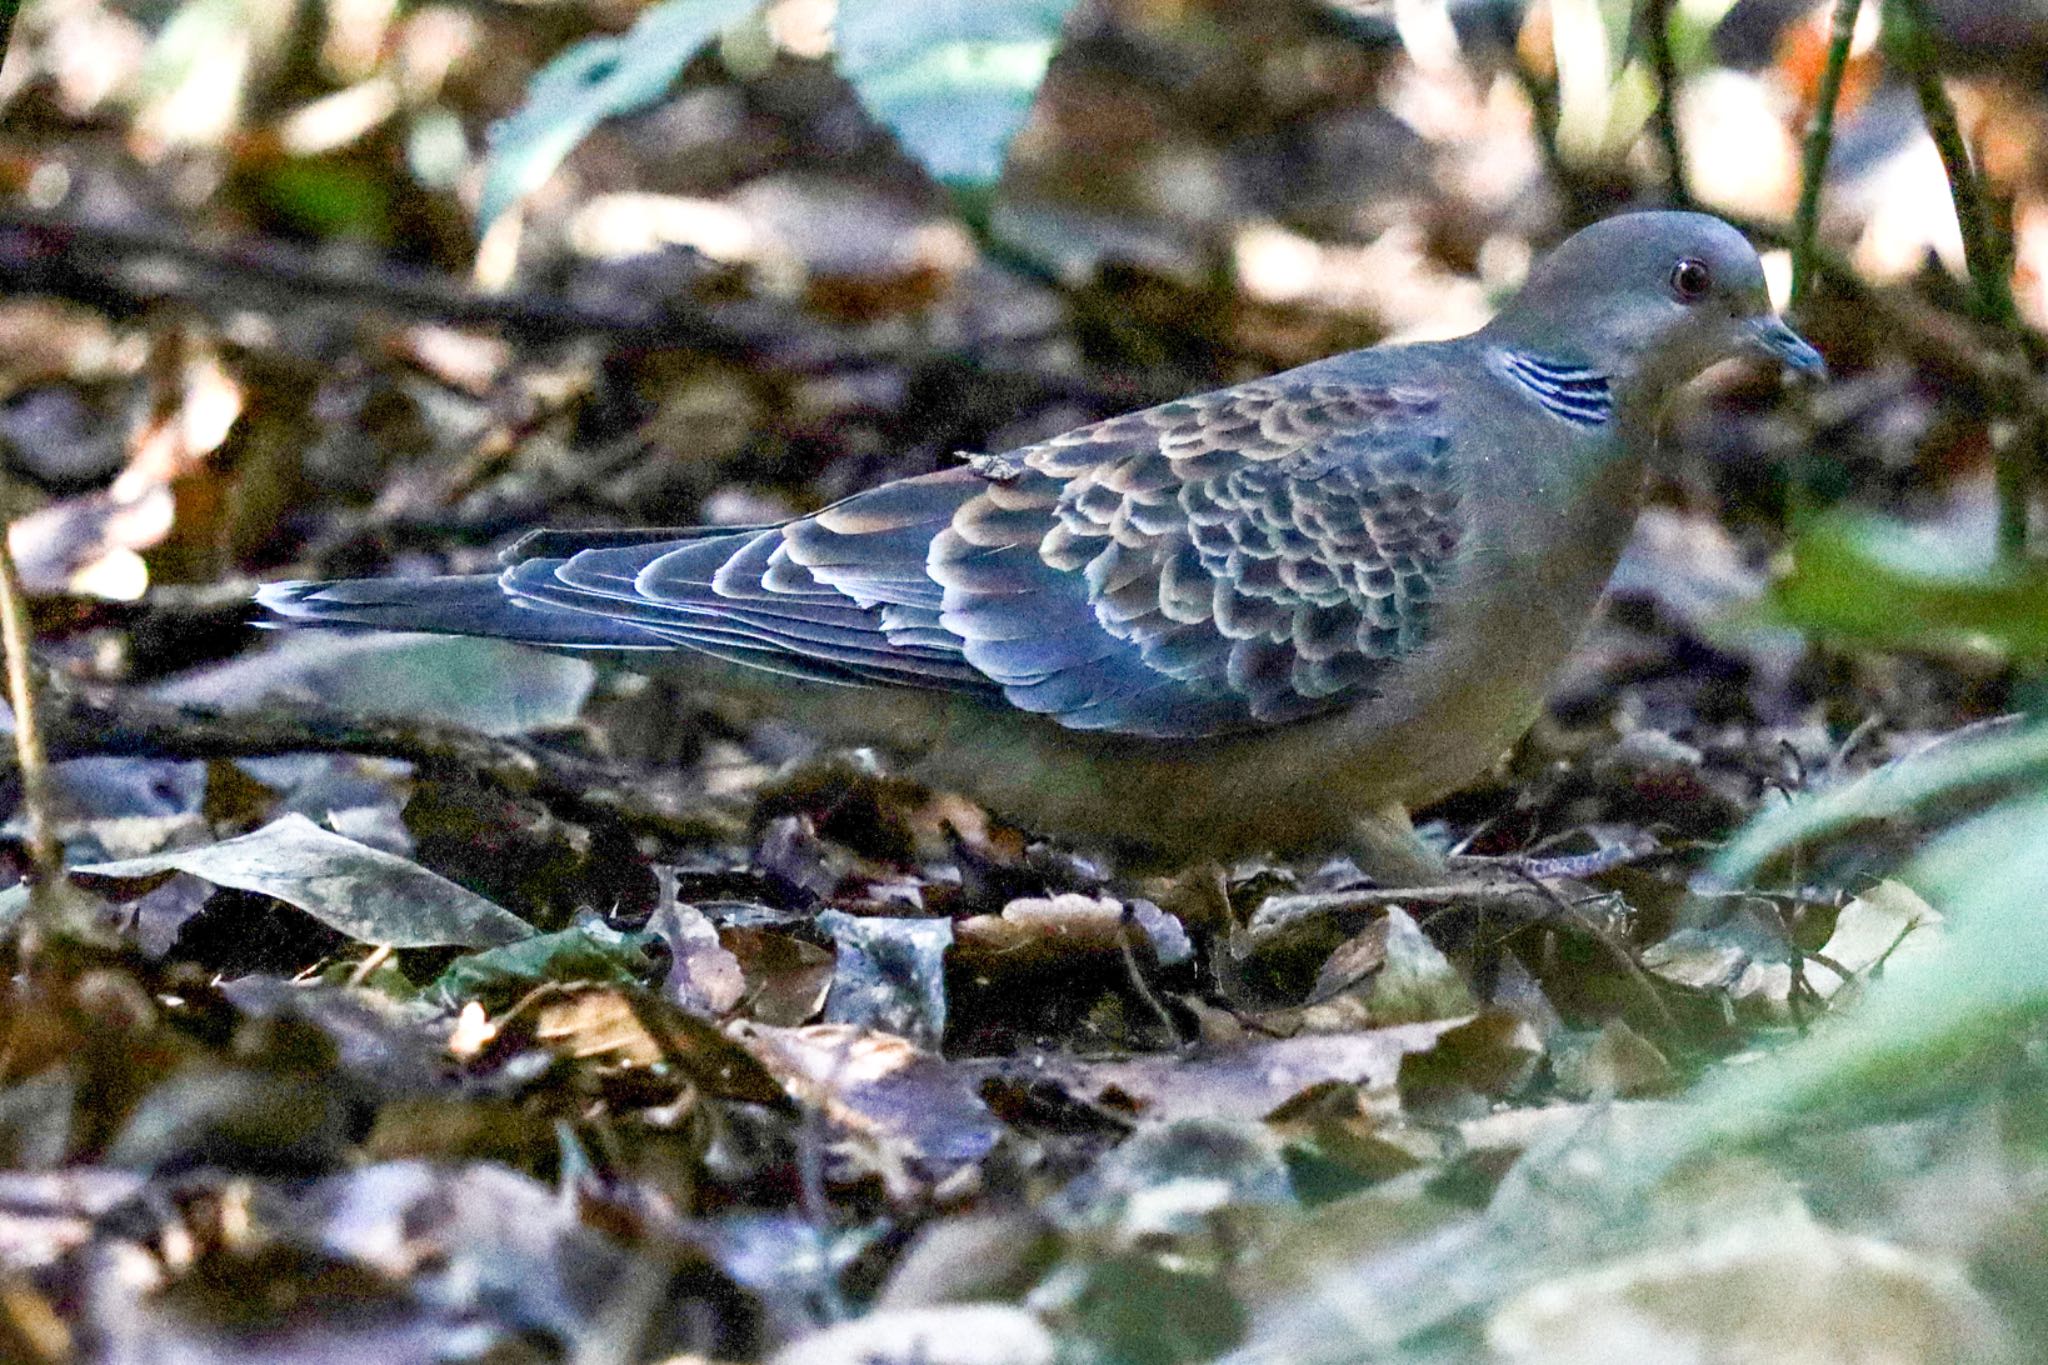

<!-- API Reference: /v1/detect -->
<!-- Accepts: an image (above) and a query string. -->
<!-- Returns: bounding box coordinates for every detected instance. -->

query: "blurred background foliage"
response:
[0,0,2043,1360]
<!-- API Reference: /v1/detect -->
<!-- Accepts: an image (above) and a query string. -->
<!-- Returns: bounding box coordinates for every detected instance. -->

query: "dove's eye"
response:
[1669,258,1712,302]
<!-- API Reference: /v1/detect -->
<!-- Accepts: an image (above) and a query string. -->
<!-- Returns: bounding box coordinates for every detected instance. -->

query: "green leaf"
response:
[426,916,662,1010]
[478,0,760,230]
[1754,513,2048,662]
[1063,1256,1248,1365]
[259,159,391,243]
[71,813,533,949]
[835,0,1079,190]
[1705,720,2048,891]
[1668,791,2048,1165]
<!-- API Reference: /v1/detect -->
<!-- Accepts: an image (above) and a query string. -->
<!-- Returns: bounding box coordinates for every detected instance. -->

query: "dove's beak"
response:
[1748,316,1827,382]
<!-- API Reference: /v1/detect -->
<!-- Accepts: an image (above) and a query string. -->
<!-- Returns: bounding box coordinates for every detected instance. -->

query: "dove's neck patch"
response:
[1498,351,1612,428]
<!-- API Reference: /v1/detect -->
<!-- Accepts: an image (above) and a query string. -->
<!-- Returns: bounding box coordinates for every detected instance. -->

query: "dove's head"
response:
[1485,211,1824,417]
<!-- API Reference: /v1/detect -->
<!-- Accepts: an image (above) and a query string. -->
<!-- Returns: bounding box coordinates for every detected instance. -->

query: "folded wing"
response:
[261,362,1464,740]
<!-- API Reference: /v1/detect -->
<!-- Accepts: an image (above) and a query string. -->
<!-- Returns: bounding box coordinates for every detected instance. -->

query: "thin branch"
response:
[4,669,736,849]
[1640,0,1691,209]
[1888,0,2012,324]
[1888,0,2036,557]
[0,544,61,909]
[0,206,754,353]
[1245,875,1630,952]
[1790,0,1864,310]
[0,0,19,81]
[1507,862,1675,1030]
[1118,902,1184,1049]
[0,0,78,945]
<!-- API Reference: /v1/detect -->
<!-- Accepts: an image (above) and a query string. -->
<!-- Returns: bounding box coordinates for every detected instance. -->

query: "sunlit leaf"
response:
[72,813,533,949]
[1754,513,2048,661]
[478,0,760,231]
[835,0,1080,190]
[819,909,951,1050]
[735,1023,1003,1176]
[1706,720,2048,890]
[425,916,661,1010]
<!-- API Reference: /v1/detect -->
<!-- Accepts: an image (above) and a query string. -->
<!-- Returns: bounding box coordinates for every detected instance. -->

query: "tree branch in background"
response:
[5,670,735,850]
[1790,0,1864,310]
[0,0,88,943]
[1887,0,2039,559]
[1640,0,1691,210]
[1888,0,2012,326]
[0,206,755,354]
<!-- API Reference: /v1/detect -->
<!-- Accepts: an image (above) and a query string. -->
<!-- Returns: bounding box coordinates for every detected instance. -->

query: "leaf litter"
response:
[0,0,2044,1359]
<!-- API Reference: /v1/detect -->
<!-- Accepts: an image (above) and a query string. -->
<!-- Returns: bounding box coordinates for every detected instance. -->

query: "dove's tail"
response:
[254,575,667,650]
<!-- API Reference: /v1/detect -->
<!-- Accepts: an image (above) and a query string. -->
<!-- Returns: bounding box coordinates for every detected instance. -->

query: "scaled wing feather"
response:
[275,357,1464,739]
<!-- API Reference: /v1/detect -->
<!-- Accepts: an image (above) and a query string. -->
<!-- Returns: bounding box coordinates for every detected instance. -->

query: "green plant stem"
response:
[1790,0,1863,309]
[1887,0,2036,557]
[1888,0,2012,325]
[1640,0,1690,209]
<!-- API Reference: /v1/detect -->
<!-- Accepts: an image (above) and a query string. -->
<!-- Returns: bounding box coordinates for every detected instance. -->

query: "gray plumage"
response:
[260,212,1823,870]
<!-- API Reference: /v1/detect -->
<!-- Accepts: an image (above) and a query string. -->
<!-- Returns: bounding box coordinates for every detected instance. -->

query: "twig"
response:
[0,0,65,940]
[1827,711,1886,779]
[0,541,61,916]
[0,206,753,353]
[1887,0,2012,325]
[1498,843,1675,881]
[1731,206,2037,396]
[345,942,395,987]
[0,0,21,78]
[1118,902,1184,1049]
[1639,0,1691,209]
[1506,863,1674,1030]
[2,668,737,848]
[1246,876,1627,950]
[1790,0,1864,309]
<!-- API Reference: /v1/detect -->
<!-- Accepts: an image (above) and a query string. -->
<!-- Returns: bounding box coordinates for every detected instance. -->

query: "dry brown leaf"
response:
[972,1020,1479,1125]
[732,1023,1004,1178]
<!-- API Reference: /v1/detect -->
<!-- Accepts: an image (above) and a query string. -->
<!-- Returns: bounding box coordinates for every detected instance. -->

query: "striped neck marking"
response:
[1499,350,1612,428]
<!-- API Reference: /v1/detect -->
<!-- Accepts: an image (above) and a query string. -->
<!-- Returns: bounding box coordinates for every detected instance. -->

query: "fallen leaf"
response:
[1550,1020,1676,1100]
[1809,879,1945,999]
[519,986,788,1106]
[818,911,952,1050]
[734,1023,1004,1178]
[426,916,659,1010]
[1366,906,1477,1025]
[648,871,746,1016]
[953,893,1192,974]
[1487,1204,2010,1364]
[72,813,532,949]
[770,1303,1055,1365]
[973,1022,1476,1125]
[723,927,835,1027]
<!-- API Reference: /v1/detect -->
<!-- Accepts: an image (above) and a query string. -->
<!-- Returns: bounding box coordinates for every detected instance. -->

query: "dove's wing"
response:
[917,370,1464,737]
[265,363,1466,740]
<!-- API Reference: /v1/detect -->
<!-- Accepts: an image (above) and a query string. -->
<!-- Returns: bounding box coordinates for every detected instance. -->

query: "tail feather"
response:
[254,574,670,650]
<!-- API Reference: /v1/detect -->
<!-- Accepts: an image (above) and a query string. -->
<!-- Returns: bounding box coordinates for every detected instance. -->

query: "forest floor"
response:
[0,1,2040,1361]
